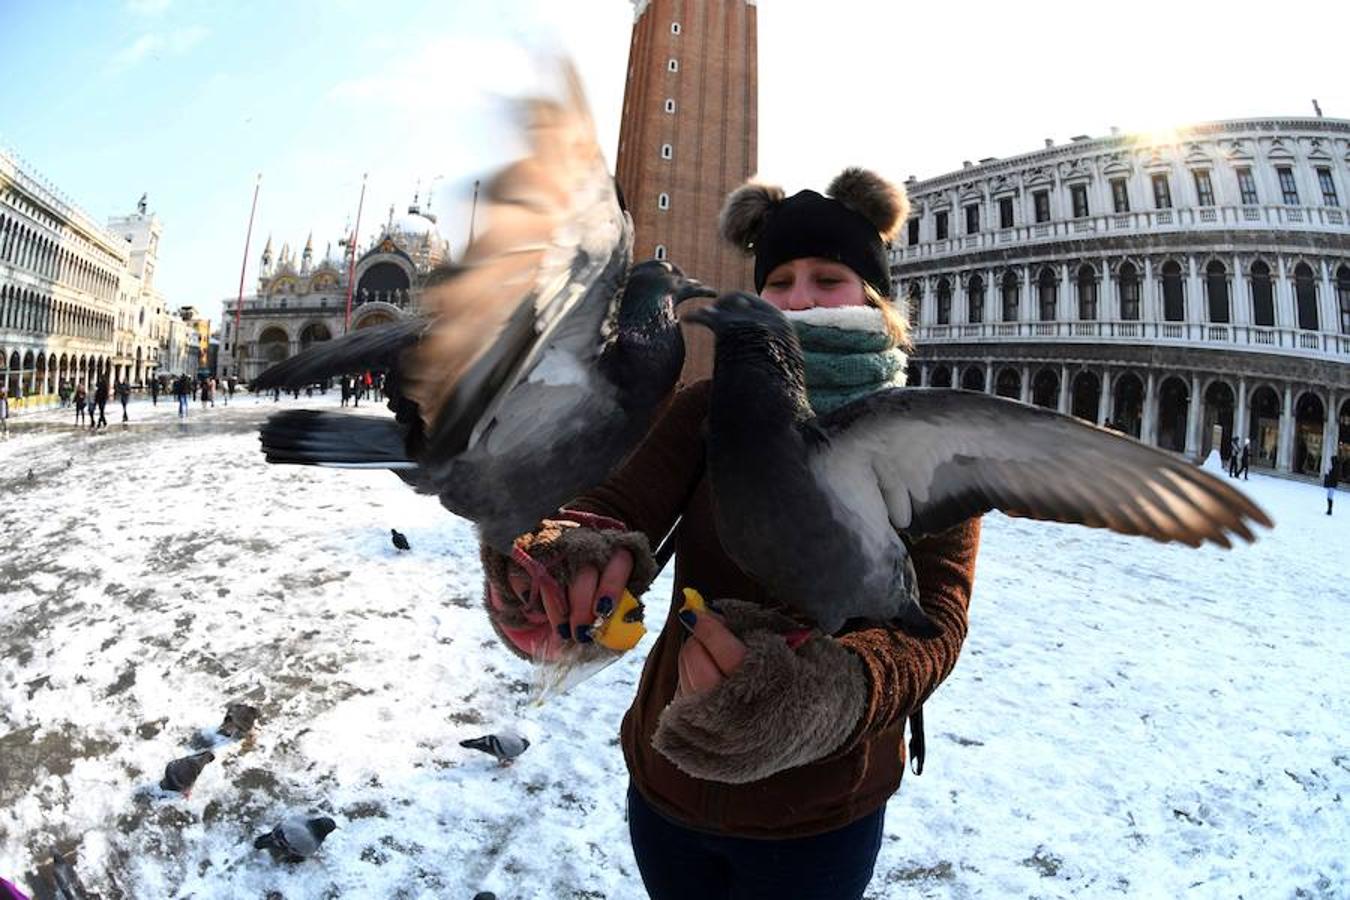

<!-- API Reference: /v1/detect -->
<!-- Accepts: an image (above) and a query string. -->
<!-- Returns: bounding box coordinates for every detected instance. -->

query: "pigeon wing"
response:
[815,389,1272,547]
[399,60,632,461]
[251,318,427,390]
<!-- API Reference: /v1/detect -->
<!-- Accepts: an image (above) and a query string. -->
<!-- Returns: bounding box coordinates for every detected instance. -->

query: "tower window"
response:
[1277,167,1299,205]
[657,192,670,210]
[1033,190,1050,223]
[1151,173,1172,209]
[668,58,678,72]
[655,244,667,260]
[964,204,979,234]
[1111,178,1130,213]
[1193,169,1215,206]
[934,210,948,240]
[661,143,673,160]
[1317,167,1339,206]
[1070,184,1089,218]
[664,98,676,113]
[907,218,920,246]
[1236,167,1259,205]
[999,196,1014,228]
[671,22,681,34]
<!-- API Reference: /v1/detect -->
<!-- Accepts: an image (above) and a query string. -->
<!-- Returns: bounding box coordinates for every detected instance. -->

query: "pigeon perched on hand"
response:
[254,60,714,590]
[390,529,411,552]
[685,292,1274,635]
[159,750,214,797]
[253,816,338,863]
[459,730,530,764]
[216,703,260,739]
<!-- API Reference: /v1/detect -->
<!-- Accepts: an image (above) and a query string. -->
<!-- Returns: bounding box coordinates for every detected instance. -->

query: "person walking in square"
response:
[0,386,9,437]
[94,378,109,429]
[1238,438,1251,480]
[117,380,131,423]
[149,377,159,406]
[74,382,87,425]
[174,374,189,418]
[1325,460,1339,516]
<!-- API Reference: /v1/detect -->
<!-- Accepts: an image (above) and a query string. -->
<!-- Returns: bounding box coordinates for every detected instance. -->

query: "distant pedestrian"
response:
[117,380,131,422]
[340,378,350,407]
[150,377,160,405]
[1325,461,1340,516]
[74,383,87,425]
[208,377,216,407]
[174,375,189,418]
[1227,436,1240,478]
[1238,438,1251,480]
[94,379,109,429]
[0,386,8,436]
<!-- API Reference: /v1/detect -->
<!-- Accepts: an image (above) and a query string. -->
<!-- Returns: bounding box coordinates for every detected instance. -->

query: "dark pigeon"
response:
[216,703,260,739]
[48,851,90,900]
[254,61,713,582]
[253,816,338,863]
[459,730,530,764]
[390,529,411,552]
[159,750,214,797]
[685,292,1274,635]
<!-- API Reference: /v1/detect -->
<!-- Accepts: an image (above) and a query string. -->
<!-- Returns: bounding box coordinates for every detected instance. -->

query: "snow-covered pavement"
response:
[0,394,1345,898]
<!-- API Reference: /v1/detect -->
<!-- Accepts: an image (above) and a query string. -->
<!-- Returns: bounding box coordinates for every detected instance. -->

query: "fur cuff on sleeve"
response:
[651,599,868,784]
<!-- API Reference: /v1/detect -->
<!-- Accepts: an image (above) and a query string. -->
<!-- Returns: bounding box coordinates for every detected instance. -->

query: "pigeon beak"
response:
[674,282,718,306]
[680,305,719,330]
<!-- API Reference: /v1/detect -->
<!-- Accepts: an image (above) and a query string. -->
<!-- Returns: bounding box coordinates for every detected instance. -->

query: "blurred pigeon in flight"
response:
[159,750,214,797]
[390,528,411,552]
[459,730,530,764]
[685,292,1274,635]
[216,703,260,739]
[255,60,713,593]
[253,816,338,863]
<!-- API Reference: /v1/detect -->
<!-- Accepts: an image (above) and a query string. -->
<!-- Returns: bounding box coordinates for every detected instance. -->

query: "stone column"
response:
[1143,370,1158,445]
[1060,261,1072,323]
[1187,254,1202,326]
[1101,259,1114,323]
[919,363,929,388]
[1021,264,1034,324]
[1020,364,1031,404]
[1143,257,1156,325]
[1236,375,1247,445]
[1232,253,1248,325]
[1275,255,1291,329]
[1276,382,1294,472]
[1320,258,1336,337]
[1058,364,1072,413]
[1099,368,1114,425]
[1322,389,1339,475]
[1184,373,1202,459]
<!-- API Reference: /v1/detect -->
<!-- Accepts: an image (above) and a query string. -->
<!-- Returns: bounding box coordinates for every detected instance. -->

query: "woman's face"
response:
[759,257,866,311]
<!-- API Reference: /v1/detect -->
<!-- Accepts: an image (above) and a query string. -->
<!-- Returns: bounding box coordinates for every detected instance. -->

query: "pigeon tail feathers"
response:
[261,410,414,469]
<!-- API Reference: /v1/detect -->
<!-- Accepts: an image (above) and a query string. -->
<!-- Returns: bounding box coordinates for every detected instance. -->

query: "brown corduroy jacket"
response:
[569,379,981,838]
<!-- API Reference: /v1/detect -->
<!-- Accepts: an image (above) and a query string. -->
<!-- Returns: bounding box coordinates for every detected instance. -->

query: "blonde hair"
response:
[863,283,911,350]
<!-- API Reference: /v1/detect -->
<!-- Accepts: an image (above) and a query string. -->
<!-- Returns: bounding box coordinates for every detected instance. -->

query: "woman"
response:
[482,169,981,899]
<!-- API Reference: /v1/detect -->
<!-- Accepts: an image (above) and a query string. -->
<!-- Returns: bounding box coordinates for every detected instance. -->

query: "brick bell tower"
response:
[615,0,758,381]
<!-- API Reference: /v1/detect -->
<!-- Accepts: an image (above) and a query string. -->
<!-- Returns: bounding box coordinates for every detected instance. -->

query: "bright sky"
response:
[3,0,1348,316]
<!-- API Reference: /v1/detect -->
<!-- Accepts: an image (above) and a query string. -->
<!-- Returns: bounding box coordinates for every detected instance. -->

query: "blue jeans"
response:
[177,396,188,417]
[627,784,885,900]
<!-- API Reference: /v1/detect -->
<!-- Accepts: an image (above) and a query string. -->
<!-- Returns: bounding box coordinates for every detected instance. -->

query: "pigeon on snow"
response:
[255,60,714,592]
[390,528,411,552]
[47,851,91,900]
[684,292,1274,635]
[253,816,338,863]
[216,702,260,739]
[459,730,530,764]
[159,750,214,797]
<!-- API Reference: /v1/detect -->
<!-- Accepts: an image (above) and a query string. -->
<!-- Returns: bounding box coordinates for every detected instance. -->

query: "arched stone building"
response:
[220,200,450,383]
[894,117,1350,479]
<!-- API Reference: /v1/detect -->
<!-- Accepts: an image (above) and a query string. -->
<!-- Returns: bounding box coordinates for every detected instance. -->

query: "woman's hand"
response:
[507,549,635,645]
[675,608,747,695]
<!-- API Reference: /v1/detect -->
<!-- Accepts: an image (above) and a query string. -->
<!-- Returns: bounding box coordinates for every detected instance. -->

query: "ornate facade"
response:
[219,200,449,383]
[893,117,1350,479]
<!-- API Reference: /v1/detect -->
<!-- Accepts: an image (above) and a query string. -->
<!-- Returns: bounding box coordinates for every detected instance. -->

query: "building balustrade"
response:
[894,203,1350,265]
[915,319,1350,358]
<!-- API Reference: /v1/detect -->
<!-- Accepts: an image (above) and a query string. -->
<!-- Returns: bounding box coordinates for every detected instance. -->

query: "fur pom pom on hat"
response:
[718,168,907,297]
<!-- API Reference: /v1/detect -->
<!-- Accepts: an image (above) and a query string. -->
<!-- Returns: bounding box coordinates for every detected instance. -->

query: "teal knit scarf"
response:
[785,306,909,416]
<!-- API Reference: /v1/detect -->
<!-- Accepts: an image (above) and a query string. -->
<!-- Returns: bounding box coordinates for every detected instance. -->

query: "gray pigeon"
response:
[685,292,1274,635]
[48,851,91,900]
[216,702,260,739]
[390,528,411,552]
[459,730,530,764]
[253,816,338,863]
[160,750,214,797]
[254,62,713,585]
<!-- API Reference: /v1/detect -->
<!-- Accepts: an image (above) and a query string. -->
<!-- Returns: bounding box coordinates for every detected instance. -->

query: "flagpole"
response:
[343,173,368,335]
[232,173,261,379]
[468,178,480,243]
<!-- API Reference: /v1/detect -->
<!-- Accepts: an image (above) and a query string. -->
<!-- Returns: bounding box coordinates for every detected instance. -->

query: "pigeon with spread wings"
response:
[684,292,1273,636]
[255,62,713,584]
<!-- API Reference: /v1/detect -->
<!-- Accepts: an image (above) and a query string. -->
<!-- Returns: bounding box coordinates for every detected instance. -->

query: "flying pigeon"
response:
[390,528,411,552]
[684,292,1274,635]
[253,816,338,863]
[216,703,260,739]
[459,730,530,764]
[254,60,714,592]
[159,750,214,797]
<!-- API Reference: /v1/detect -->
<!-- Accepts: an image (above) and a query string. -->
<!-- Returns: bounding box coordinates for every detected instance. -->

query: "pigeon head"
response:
[618,260,715,332]
[308,817,339,839]
[685,292,811,417]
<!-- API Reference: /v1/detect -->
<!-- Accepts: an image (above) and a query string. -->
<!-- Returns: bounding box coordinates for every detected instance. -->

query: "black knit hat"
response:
[719,168,909,298]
